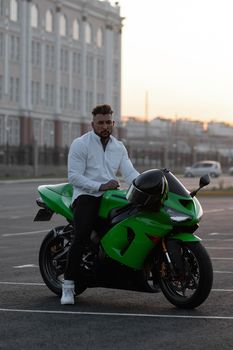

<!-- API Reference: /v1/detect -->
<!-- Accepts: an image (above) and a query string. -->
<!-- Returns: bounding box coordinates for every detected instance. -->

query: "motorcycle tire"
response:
[159,242,213,309]
[39,226,87,296]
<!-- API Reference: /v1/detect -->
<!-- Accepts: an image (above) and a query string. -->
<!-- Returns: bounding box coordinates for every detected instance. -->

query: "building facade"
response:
[0,0,122,151]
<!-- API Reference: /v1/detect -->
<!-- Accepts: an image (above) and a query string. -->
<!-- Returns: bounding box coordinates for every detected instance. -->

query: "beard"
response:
[100,130,111,139]
[93,128,111,140]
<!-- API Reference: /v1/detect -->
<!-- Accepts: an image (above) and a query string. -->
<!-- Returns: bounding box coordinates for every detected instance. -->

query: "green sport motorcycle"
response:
[35,169,213,309]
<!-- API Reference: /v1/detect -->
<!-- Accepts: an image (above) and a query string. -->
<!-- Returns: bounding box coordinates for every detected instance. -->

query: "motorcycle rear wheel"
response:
[39,226,87,296]
[159,242,213,309]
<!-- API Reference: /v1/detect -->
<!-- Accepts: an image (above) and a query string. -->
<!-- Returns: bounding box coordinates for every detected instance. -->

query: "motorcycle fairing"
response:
[37,183,73,221]
[101,211,173,270]
[169,232,201,242]
[36,185,127,222]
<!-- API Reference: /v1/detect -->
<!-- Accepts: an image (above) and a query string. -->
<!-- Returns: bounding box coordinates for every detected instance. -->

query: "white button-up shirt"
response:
[68,131,140,203]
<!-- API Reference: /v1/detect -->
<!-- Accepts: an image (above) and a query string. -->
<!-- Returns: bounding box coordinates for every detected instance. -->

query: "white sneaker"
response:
[60,280,75,305]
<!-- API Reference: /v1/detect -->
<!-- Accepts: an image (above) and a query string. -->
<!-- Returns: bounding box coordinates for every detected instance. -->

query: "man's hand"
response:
[99,180,120,191]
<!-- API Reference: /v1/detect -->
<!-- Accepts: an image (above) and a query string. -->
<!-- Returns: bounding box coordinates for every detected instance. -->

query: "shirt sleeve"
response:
[68,139,101,192]
[119,144,140,185]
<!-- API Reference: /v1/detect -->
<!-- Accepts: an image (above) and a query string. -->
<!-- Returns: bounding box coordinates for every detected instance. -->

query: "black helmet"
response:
[126,169,168,208]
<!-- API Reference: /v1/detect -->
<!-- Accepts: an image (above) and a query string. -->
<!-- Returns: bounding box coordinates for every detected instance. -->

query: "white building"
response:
[0,0,122,148]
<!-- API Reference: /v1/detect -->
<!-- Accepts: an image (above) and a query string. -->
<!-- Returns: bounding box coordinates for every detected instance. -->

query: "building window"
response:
[71,122,80,140]
[72,88,81,111]
[7,116,20,146]
[86,91,93,113]
[113,94,119,117]
[9,77,20,103]
[59,14,67,37]
[0,32,3,58]
[10,35,20,61]
[31,81,40,106]
[15,77,19,102]
[60,86,68,109]
[60,48,69,72]
[45,10,53,32]
[97,92,104,105]
[44,120,54,147]
[45,44,54,69]
[45,83,54,107]
[32,119,41,145]
[0,75,3,100]
[97,58,104,80]
[114,61,119,85]
[85,22,92,44]
[61,122,69,147]
[0,0,4,17]
[86,55,93,78]
[0,115,4,145]
[73,19,80,41]
[72,51,81,75]
[32,41,41,66]
[10,0,18,22]
[114,31,119,54]
[96,28,103,48]
[31,4,39,28]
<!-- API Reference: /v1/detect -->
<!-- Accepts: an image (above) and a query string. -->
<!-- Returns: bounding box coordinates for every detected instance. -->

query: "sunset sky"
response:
[117,0,233,124]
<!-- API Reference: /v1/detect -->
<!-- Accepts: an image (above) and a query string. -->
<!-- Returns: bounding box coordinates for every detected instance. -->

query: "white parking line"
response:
[2,229,48,237]
[0,281,45,286]
[206,247,233,249]
[208,233,233,236]
[214,271,233,274]
[212,289,233,292]
[0,281,232,290]
[0,308,233,320]
[211,257,233,260]
[205,209,225,213]
[203,239,233,242]
[13,264,38,269]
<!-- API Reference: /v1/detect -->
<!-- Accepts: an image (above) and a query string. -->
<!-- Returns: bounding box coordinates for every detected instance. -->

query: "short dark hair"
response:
[92,104,113,116]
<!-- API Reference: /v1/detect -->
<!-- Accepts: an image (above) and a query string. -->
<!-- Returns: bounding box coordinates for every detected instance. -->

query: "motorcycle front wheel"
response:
[39,226,87,296]
[159,242,213,309]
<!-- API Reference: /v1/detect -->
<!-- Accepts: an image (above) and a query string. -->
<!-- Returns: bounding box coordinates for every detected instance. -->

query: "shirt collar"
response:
[91,130,113,143]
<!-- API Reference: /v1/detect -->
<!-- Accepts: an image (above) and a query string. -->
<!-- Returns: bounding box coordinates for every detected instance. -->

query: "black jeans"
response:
[64,195,102,281]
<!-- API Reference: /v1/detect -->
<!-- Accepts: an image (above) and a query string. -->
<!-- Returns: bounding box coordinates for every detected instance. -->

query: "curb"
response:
[0,178,67,185]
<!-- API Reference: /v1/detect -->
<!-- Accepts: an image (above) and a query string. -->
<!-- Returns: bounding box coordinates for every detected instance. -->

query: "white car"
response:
[184,161,222,178]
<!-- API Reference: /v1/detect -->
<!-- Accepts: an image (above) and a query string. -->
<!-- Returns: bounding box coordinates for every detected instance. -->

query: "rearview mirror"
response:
[199,174,210,188]
[190,174,210,197]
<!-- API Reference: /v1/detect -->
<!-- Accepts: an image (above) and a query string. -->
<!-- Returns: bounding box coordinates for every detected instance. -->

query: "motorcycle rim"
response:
[39,226,86,296]
[159,242,213,309]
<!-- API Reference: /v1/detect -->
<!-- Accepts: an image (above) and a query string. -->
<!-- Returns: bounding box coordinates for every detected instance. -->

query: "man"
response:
[61,104,139,304]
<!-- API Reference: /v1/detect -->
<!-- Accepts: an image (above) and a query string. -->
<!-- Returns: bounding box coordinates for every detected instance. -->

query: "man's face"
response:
[92,113,115,139]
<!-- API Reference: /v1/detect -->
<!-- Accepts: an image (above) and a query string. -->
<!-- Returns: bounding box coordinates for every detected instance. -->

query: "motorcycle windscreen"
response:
[163,170,190,197]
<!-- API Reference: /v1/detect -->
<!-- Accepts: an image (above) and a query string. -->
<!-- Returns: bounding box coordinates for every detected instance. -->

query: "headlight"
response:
[165,207,192,222]
[194,199,203,220]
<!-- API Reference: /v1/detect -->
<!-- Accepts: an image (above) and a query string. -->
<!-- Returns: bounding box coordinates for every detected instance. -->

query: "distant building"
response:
[174,119,205,136]
[207,121,233,137]
[0,0,122,148]
[123,116,233,171]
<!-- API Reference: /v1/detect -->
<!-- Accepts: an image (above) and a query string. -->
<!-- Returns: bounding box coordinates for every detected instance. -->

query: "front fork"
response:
[161,238,185,278]
[161,239,176,277]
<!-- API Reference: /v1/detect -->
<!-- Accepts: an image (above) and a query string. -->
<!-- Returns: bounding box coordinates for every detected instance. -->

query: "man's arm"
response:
[68,140,101,192]
[119,145,140,185]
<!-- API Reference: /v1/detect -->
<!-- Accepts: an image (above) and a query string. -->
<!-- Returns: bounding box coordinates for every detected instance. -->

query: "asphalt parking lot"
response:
[0,180,233,349]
